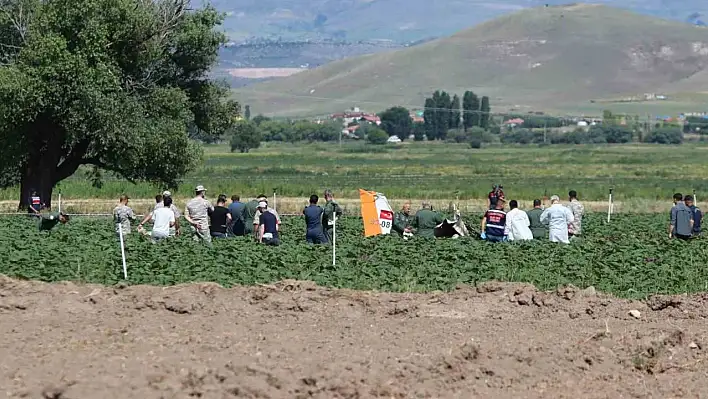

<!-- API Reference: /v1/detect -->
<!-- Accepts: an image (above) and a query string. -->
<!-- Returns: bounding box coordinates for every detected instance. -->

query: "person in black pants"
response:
[303,194,327,244]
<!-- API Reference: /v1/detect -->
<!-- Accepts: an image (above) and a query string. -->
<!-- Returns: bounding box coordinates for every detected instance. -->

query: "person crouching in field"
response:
[258,201,280,246]
[38,211,69,232]
[140,195,176,242]
[113,194,136,236]
[481,198,507,242]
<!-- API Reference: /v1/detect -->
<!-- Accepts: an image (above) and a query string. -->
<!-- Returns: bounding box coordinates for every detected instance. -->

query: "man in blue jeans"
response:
[481,198,507,242]
[303,194,327,244]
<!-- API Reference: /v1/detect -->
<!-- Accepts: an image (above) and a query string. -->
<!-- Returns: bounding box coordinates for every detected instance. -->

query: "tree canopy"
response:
[0,0,238,207]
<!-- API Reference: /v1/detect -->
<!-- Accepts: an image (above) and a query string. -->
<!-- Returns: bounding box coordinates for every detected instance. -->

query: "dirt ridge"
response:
[1,276,706,398]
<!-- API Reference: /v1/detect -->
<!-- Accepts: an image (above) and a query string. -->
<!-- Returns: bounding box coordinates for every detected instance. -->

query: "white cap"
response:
[162,190,171,197]
[258,201,268,208]
[195,185,207,192]
[550,195,560,202]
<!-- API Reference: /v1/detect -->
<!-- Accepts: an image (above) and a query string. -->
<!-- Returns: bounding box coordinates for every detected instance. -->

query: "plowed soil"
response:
[1,276,707,398]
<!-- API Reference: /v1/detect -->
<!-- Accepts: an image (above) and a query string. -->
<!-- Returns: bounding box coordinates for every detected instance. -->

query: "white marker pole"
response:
[57,192,62,213]
[118,224,128,280]
[606,188,613,223]
[694,189,697,207]
[332,213,337,266]
[273,191,277,211]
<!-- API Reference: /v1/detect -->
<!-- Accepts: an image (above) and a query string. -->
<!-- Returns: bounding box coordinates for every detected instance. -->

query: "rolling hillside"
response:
[232,4,708,117]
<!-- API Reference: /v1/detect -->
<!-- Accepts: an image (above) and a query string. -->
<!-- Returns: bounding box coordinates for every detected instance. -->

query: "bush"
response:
[367,128,389,145]
[470,139,482,149]
[644,127,683,144]
[446,129,469,143]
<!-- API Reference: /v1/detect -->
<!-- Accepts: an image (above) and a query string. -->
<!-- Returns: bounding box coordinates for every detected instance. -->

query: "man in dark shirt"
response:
[303,194,327,244]
[39,212,69,232]
[526,199,547,239]
[685,195,702,236]
[208,194,231,238]
[28,190,43,217]
[669,193,694,240]
[481,199,507,242]
[487,184,505,210]
[258,201,280,246]
[228,195,246,236]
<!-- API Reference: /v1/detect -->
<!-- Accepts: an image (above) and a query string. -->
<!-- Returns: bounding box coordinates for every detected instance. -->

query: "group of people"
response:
[480,191,584,244]
[668,193,702,239]
[110,185,343,246]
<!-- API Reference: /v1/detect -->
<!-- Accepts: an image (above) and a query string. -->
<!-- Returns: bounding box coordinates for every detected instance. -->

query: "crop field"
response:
[1,143,707,208]
[2,212,707,299]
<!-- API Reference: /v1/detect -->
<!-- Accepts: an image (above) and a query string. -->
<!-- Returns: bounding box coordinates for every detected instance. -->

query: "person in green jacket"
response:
[242,196,260,236]
[322,189,342,243]
[526,199,547,239]
[412,201,443,238]
[393,201,414,236]
[38,212,69,232]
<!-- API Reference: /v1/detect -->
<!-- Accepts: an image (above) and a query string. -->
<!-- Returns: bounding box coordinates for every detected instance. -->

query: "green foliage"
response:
[252,114,270,126]
[449,95,461,129]
[379,106,412,138]
[480,96,490,129]
[244,105,251,120]
[258,120,340,143]
[366,128,389,145]
[644,127,683,144]
[4,213,708,299]
[412,122,426,141]
[229,121,262,153]
[0,0,235,206]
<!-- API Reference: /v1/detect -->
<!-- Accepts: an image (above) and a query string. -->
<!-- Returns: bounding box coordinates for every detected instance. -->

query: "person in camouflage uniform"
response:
[322,189,342,243]
[242,196,260,237]
[411,201,443,238]
[113,194,136,235]
[393,201,414,237]
[185,185,214,244]
[566,190,584,238]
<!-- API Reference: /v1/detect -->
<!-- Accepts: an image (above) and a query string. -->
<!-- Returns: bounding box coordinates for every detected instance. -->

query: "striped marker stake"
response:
[118,224,128,280]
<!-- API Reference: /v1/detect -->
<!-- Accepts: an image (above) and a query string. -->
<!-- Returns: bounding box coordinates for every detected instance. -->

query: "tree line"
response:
[423,90,490,140]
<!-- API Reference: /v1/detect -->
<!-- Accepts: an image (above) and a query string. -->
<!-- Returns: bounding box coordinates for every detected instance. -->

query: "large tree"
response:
[480,96,491,129]
[379,106,412,138]
[0,0,238,209]
[449,94,461,130]
[462,91,479,130]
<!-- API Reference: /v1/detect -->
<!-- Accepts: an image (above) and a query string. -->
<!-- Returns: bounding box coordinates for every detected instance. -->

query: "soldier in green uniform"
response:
[242,195,261,237]
[411,201,443,238]
[322,189,342,243]
[393,201,414,237]
[38,212,69,232]
[526,199,547,239]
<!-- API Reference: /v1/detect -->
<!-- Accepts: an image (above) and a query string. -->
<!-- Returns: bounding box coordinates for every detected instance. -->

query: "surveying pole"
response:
[693,189,697,207]
[607,187,613,223]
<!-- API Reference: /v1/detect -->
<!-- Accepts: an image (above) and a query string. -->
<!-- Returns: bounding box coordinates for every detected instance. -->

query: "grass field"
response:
[1,142,706,213]
[1,213,707,299]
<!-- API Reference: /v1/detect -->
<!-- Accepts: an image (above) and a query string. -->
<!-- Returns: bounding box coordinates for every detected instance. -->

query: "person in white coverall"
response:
[504,200,533,241]
[540,195,574,243]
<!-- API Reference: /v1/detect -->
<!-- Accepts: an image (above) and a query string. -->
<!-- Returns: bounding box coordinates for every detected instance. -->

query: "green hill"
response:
[233,4,708,117]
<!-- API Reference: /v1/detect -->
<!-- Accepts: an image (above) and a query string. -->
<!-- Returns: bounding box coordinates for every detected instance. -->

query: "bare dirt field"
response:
[1,276,707,398]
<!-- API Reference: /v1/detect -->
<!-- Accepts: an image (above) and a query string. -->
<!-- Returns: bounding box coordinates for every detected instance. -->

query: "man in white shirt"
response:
[144,196,176,241]
[504,200,533,241]
[540,195,575,243]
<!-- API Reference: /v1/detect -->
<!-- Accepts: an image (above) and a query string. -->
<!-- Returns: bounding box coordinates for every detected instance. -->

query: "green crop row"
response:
[1,213,706,298]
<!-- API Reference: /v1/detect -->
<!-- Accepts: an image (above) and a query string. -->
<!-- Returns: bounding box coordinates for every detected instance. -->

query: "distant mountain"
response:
[214,0,708,43]
[232,4,708,117]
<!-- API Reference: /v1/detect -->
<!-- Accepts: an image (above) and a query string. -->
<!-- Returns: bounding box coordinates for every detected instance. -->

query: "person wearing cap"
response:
[142,195,176,242]
[566,190,584,238]
[38,211,69,232]
[504,200,532,241]
[526,199,547,239]
[185,185,214,244]
[322,189,343,243]
[540,195,574,243]
[481,198,507,242]
[253,195,281,239]
[113,194,136,236]
[257,200,280,246]
[487,184,505,210]
[411,201,443,238]
[209,194,232,239]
